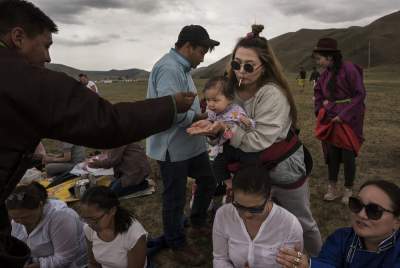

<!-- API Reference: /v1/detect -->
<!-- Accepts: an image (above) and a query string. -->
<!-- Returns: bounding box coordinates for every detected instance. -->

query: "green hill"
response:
[46,63,149,81]
[193,10,400,78]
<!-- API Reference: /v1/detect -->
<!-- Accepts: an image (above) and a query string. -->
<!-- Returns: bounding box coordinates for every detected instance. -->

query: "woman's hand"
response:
[239,115,252,128]
[276,247,309,268]
[331,116,342,123]
[323,100,329,108]
[207,121,227,135]
[24,263,40,268]
[187,120,226,136]
[187,120,212,135]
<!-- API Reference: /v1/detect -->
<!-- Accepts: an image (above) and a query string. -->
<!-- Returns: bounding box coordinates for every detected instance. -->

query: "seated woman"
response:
[45,141,86,177]
[87,142,150,197]
[80,186,148,268]
[31,142,47,170]
[213,165,303,268]
[277,180,400,268]
[6,182,87,268]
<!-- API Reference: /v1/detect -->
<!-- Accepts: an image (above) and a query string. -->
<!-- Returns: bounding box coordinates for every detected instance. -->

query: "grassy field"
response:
[44,69,400,267]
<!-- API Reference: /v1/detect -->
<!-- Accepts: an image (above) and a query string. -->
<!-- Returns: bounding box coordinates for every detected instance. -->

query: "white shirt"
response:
[84,219,147,268]
[11,200,87,268]
[87,80,99,94]
[213,203,303,268]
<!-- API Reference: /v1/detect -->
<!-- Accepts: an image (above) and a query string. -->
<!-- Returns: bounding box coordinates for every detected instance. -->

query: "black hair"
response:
[203,76,234,100]
[360,180,400,217]
[232,165,272,198]
[313,50,343,101]
[6,182,47,210]
[78,73,87,78]
[80,186,134,234]
[0,0,58,37]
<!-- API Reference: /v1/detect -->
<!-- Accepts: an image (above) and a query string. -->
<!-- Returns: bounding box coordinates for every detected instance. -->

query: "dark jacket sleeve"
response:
[35,67,176,148]
[310,228,350,267]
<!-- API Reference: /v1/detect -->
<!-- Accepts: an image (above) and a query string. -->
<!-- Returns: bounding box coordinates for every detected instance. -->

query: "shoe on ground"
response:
[341,188,353,205]
[170,245,206,266]
[323,185,341,201]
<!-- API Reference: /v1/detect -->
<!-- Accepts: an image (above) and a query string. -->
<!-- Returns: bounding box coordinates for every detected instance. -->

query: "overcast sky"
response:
[31,0,398,71]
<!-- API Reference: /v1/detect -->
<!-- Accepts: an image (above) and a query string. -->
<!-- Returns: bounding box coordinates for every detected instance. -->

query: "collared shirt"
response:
[311,227,400,268]
[146,48,207,162]
[213,203,303,268]
[11,199,87,268]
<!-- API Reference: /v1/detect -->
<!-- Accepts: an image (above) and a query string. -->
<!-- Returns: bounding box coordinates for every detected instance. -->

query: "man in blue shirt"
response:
[147,25,219,265]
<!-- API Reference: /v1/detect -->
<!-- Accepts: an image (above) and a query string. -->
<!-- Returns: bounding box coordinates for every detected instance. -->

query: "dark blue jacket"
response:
[311,227,400,268]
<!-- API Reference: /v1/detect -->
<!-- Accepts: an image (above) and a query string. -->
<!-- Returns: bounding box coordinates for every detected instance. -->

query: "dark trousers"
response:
[327,144,356,187]
[110,177,149,197]
[158,151,216,249]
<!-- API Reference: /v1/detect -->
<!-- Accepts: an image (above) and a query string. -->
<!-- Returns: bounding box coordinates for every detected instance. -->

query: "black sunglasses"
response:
[232,198,268,214]
[81,212,106,225]
[348,197,395,220]
[6,192,26,205]
[231,60,262,73]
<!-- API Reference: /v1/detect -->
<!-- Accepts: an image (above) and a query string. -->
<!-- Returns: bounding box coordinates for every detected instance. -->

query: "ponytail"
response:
[81,186,134,234]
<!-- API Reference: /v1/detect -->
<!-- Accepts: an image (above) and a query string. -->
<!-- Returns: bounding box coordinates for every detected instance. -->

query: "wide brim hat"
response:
[313,37,340,52]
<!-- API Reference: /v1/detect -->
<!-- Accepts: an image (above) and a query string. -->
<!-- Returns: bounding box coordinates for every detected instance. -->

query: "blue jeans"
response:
[158,151,216,249]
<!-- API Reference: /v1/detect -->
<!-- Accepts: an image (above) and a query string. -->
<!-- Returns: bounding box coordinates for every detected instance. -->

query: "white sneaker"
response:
[341,188,353,205]
[324,184,341,201]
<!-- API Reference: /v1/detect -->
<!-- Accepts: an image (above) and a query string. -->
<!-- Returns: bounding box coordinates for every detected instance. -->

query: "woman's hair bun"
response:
[251,24,264,36]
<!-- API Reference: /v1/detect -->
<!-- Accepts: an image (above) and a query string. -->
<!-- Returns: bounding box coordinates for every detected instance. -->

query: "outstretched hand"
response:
[187,119,212,135]
[174,92,196,113]
[187,121,226,136]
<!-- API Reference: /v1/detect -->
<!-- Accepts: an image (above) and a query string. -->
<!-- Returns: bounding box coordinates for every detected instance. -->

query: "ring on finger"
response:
[294,257,301,263]
[297,251,303,258]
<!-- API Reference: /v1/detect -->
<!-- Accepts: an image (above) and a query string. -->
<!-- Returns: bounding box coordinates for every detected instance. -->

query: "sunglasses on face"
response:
[348,197,395,220]
[6,192,26,202]
[81,212,106,225]
[232,198,268,214]
[231,60,262,73]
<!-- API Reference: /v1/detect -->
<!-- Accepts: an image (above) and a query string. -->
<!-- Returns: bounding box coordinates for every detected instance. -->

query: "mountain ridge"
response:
[192,10,400,78]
